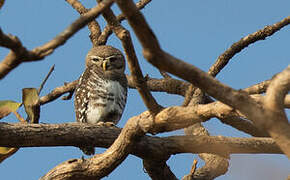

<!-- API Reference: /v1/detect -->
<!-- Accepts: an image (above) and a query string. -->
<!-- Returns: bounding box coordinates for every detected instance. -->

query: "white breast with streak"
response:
[86,79,125,124]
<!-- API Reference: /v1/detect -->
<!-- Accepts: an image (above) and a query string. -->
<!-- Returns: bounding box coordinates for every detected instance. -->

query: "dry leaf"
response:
[0,100,22,119]
[22,88,40,123]
[0,147,19,163]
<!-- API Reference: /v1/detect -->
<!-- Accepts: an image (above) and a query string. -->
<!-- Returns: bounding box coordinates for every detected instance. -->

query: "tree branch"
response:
[208,16,290,77]
[143,159,178,180]
[185,123,229,180]
[97,0,152,45]
[0,123,282,155]
[115,1,290,157]
[244,79,271,94]
[98,0,161,114]
[39,80,78,105]
[264,66,290,157]
[41,113,149,179]
[65,0,102,47]
[0,0,113,80]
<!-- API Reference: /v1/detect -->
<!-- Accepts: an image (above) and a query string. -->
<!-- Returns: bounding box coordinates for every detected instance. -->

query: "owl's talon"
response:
[96,122,105,126]
[104,122,115,127]
[97,121,115,127]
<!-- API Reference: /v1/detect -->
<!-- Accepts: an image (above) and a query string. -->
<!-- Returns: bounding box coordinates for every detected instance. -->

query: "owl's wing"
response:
[74,72,90,123]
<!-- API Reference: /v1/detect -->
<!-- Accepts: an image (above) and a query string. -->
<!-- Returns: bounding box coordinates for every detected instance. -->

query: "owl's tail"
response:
[79,146,95,156]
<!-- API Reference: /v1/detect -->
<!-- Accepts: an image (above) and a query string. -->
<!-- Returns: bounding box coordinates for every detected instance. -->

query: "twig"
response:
[13,111,26,123]
[190,159,198,175]
[159,70,171,79]
[38,65,55,95]
[243,79,271,94]
[39,80,78,105]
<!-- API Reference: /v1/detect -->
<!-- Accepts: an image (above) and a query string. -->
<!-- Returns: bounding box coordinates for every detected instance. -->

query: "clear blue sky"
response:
[0,1,289,179]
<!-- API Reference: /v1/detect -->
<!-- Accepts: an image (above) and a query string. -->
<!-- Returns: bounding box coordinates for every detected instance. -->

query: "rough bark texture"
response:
[0,0,289,179]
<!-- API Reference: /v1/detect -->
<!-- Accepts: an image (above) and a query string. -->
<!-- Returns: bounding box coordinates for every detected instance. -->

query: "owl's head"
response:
[86,45,126,74]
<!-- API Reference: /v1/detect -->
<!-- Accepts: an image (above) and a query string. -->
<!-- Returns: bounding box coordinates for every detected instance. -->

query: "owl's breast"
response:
[86,78,127,124]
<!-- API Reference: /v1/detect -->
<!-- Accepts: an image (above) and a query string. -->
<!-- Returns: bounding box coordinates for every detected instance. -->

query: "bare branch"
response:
[38,65,55,95]
[65,0,102,46]
[0,0,113,80]
[182,159,198,180]
[185,123,229,180]
[98,0,161,114]
[143,159,178,180]
[208,16,290,77]
[264,66,290,157]
[39,80,78,105]
[39,75,188,107]
[0,122,282,155]
[97,0,152,45]
[127,75,190,96]
[115,2,290,158]
[41,113,149,179]
[244,79,271,94]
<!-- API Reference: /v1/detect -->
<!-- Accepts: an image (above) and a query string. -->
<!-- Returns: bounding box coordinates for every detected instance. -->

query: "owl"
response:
[74,45,128,155]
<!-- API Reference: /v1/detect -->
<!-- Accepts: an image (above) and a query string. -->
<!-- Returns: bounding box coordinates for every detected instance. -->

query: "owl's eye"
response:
[91,57,100,62]
[109,57,118,62]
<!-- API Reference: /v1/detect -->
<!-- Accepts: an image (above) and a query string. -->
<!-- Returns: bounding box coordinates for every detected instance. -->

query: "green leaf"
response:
[0,100,22,119]
[0,147,19,163]
[22,88,40,123]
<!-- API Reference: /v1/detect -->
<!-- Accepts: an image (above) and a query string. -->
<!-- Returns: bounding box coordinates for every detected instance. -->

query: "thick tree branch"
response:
[115,1,290,157]
[41,113,149,179]
[183,88,229,180]
[263,66,290,157]
[0,123,282,155]
[208,16,290,77]
[0,0,113,80]
[143,159,178,180]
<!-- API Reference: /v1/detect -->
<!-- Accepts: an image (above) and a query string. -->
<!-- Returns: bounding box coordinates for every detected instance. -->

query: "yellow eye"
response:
[91,57,100,62]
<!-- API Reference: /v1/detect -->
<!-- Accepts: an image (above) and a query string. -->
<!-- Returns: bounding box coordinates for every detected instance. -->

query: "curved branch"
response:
[208,16,290,77]
[143,159,178,180]
[115,2,290,158]
[264,65,290,157]
[41,113,148,179]
[185,119,229,180]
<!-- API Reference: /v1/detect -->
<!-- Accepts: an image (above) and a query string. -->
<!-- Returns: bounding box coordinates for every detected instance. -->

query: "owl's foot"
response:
[96,121,115,127]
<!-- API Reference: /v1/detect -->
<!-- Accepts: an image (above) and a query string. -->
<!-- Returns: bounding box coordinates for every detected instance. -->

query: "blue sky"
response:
[0,0,289,179]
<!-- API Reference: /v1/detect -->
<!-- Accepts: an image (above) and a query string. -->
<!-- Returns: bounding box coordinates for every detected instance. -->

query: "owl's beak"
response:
[102,60,107,71]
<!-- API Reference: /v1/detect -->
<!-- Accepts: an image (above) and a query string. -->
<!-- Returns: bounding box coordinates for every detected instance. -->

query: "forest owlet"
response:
[74,45,128,155]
